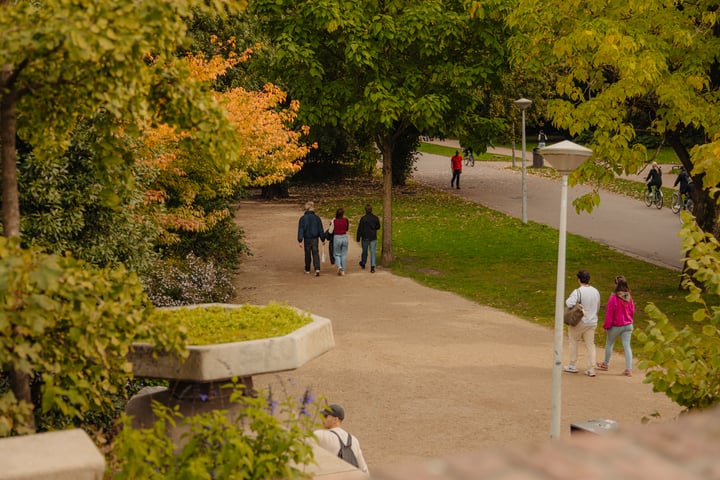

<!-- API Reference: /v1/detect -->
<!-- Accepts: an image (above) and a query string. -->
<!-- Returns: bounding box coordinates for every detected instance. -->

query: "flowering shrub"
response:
[144,253,235,307]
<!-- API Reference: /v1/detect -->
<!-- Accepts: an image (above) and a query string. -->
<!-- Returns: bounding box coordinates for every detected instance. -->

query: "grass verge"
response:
[310,179,696,337]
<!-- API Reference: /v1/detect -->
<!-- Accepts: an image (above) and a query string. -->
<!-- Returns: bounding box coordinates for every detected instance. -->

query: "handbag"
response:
[563,289,585,326]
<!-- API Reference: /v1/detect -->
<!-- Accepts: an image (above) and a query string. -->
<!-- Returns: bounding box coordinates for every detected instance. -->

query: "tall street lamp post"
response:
[513,98,532,224]
[539,140,592,440]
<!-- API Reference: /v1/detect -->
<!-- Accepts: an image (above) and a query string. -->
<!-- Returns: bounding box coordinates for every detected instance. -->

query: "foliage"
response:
[637,214,720,410]
[0,238,186,436]
[0,0,246,218]
[507,0,720,235]
[161,215,249,274]
[150,303,312,345]
[109,384,318,479]
[137,43,312,246]
[391,127,421,186]
[508,0,720,410]
[16,121,162,272]
[251,0,511,264]
[143,253,235,308]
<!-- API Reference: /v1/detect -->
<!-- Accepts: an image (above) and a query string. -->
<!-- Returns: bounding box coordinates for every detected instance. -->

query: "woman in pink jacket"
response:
[597,275,635,377]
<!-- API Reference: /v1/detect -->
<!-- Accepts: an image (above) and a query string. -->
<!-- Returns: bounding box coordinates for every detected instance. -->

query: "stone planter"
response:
[125,304,334,432]
[128,303,335,382]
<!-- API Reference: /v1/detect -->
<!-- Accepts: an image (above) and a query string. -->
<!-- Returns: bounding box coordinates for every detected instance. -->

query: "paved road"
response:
[414,144,683,270]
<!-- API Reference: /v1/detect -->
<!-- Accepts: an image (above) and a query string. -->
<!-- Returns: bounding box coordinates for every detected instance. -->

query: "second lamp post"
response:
[513,98,532,225]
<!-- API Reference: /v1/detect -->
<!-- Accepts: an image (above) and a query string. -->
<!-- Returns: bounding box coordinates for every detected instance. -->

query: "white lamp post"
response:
[513,98,532,224]
[539,140,592,440]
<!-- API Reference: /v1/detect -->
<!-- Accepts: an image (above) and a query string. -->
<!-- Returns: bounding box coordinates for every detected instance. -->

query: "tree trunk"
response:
[1,66,35,431]
[380,137,393,266]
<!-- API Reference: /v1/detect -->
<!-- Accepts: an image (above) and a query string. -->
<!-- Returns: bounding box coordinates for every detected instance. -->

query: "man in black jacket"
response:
[297,201,325,276]
[356,204,381,273]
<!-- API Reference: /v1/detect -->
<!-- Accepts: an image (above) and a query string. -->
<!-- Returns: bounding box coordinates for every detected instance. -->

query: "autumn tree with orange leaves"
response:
[136,43,311,248]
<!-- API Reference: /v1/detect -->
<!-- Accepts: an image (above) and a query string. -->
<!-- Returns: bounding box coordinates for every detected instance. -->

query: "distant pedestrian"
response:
[450,150,463,189]
[314,404,369,474]
[297,201,325,276]
[564,269,602,377]
[597,275,635,377]
[330,208,350,275]
[356,204,381,273]
[645,161,663,194]
[538,130,547,148]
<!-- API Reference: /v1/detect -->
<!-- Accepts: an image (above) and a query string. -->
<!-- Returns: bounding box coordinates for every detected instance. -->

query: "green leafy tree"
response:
[250,0,509,264]
[0,0,246,429]
[0,238,187,435]
[508,0,720,409]
[507,0,720,236]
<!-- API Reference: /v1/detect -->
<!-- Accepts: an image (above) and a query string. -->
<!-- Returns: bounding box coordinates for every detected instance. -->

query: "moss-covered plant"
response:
[150,303,312,345]
[109,383,319,479]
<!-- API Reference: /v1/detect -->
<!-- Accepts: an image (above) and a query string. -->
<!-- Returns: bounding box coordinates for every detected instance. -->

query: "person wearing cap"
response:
[644,161,662,194]
[314,404,369,474]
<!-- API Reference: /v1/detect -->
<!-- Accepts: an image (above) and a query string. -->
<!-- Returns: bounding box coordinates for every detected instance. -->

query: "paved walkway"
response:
[235,199,681,471]
[418,139,683,270]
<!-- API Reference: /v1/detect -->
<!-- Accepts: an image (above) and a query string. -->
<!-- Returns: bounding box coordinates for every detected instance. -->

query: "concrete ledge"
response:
[128,304,335,382]
[0,429,104,480]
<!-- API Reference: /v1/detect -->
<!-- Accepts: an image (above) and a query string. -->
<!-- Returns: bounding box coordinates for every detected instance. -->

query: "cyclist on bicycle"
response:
[673,165,693,202]
[463,147,475,166]
[644,161,662,194]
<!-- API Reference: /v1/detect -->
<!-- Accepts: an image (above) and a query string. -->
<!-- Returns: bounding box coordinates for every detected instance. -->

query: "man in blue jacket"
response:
[298,201,325,276]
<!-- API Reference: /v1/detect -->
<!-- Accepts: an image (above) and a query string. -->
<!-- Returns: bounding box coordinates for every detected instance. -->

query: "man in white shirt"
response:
[564,269,602,377]
[314,404,369,474]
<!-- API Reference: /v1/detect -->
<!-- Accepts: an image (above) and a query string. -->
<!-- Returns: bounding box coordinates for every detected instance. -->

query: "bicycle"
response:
[644,185,663,209]
[671,191,694,218]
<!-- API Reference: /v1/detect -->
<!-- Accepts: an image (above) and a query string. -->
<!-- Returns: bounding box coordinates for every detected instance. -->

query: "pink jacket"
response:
[604,292,634,329]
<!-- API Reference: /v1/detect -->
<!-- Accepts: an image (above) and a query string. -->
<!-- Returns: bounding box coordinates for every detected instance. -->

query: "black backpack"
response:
[329,430,359,468]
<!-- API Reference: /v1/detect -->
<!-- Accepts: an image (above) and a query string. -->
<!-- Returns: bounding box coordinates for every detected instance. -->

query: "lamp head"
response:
[513,98,532,110]
[539,140,592,175]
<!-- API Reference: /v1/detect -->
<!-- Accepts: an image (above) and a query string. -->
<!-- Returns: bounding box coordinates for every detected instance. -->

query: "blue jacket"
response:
[298,211,325,242]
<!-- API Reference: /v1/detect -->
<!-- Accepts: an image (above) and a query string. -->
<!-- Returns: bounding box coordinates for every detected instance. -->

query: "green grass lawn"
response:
[314,179,697,341]
[418,142,508,161]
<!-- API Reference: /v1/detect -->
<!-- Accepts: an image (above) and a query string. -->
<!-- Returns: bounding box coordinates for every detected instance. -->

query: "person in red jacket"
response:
[450,150,463,189]
[597,275,635,377]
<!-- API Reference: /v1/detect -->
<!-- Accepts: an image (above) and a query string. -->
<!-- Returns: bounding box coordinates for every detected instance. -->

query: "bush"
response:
[109,384,319,479]
[144,253,235,307]
[0,238,186,436]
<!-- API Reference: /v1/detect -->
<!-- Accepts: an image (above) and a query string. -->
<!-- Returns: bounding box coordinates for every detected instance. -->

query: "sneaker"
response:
[315,271,320,277]
[596,362,609,371]
[584,369,596,377]
[563,365,578,373]
[305,270,310,274]
[340,270,345,276]
[623,369,632,377]
[359,262,366,270]
[370,267,375,273]
[337,267,342,276]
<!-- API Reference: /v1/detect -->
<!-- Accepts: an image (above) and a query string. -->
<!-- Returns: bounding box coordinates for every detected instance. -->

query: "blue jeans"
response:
[604,324,634,370]
[333,234,348,271]
[361,239,377,267]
